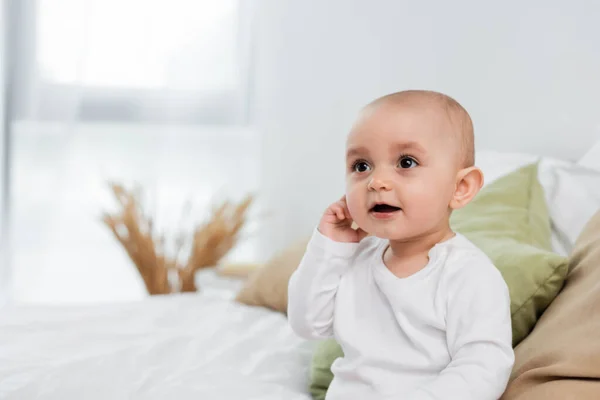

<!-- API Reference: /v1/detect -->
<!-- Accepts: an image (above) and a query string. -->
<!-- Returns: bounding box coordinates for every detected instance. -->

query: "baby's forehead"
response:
[347,93,472,165]
[348,100,457,142]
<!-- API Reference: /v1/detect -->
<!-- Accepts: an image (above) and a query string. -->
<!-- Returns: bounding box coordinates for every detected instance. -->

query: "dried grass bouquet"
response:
[102,183,253,295]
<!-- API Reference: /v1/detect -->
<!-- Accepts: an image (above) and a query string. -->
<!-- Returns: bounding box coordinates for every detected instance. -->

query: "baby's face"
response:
[345,102,461,241]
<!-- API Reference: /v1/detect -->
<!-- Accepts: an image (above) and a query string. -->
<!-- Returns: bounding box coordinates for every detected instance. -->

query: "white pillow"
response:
[476,150,600,256]
[538,159,600,255]
[578,137,600,171]
[476,150,540,186]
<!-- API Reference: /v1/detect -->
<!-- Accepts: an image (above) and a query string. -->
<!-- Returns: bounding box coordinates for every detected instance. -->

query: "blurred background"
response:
[1,0,257,304]
[1,0,600,305]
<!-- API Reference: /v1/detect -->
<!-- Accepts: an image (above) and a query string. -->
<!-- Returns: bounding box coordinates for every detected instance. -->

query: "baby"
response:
[288,90,514,399]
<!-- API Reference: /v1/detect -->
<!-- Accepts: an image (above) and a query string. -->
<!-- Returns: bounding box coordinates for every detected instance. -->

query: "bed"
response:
[0,270,315,399]
[2,149,600,400]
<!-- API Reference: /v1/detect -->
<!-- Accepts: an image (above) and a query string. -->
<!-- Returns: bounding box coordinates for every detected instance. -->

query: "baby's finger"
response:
[331,204,346,220]
[336,197,352,220]
[341,200,352,220]
[335,201,350,220]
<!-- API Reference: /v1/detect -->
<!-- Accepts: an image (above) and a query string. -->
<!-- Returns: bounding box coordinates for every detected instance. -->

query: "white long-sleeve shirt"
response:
[288,229,514,400]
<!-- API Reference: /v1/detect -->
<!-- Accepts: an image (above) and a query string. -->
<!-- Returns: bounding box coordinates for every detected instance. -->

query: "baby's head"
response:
[345,90,483,241]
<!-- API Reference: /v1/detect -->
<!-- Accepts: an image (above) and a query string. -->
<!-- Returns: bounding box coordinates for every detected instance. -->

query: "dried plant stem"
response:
[102,183,253,295]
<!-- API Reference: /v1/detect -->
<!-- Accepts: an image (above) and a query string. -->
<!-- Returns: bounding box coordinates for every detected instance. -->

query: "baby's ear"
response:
[449,166,484,210]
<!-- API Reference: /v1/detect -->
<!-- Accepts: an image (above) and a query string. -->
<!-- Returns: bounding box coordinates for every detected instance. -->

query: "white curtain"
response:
[0,0,9,305]
[7,0,258,304]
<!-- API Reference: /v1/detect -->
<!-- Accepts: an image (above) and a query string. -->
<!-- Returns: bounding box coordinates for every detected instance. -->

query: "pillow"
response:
[475,150,540,186]
[577,137,600,170]
[502,209,600,399]
[217,262,263,278]
[451,163,569,346]
[310,339,339,400]
[476,150,573,253]
[538,158,600,255]
[309,163,569,399]
[476,150,600,255]
[234,237,310,313]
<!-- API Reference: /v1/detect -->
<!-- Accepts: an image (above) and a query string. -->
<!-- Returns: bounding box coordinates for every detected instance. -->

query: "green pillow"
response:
[309,339,339,400]
[308,163,569,399]
[452,163,569,346]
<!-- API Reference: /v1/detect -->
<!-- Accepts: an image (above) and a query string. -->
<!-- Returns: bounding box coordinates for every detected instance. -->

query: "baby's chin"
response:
[372,233,408,241]
[361,225,407,241]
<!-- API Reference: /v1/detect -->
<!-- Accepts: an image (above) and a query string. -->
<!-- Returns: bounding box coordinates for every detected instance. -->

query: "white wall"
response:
[254,0,600,256]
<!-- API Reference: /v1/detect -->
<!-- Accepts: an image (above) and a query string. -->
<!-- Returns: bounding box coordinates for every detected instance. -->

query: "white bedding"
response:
[0,271,315,400]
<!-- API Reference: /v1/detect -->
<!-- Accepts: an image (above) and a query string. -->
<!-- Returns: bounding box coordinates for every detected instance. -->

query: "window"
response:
[16,0,248,124]
[7,0,258,304]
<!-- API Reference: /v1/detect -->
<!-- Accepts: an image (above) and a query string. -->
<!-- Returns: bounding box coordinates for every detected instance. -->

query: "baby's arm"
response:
[287,196,367,339]
[406,260,514,400]
[287,229,358,339]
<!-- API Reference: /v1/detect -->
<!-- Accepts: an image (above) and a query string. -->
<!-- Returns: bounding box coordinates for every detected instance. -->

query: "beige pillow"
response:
[502,209,600,399]
[235,237,309,314]
[217,262,263,278]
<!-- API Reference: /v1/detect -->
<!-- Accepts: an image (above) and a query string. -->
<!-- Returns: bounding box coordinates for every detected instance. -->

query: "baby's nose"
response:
[368,174,392,191]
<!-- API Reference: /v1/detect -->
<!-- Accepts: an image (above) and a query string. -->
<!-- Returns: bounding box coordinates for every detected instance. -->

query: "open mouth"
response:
[370,203,401,213]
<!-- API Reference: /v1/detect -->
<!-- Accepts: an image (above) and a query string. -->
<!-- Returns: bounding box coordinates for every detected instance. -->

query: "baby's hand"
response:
[318,196,368,243]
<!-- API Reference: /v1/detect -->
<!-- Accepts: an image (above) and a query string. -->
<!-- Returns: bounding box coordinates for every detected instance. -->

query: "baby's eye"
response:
[352,160,371,173]
[398,156,418,169]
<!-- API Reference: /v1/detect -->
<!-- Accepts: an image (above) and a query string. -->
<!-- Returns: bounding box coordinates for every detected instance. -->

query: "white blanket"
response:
[0,290,314,400]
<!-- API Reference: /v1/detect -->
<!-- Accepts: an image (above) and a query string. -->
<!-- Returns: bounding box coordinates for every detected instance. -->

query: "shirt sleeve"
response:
[287,228,359,340]
[405,260,515,400]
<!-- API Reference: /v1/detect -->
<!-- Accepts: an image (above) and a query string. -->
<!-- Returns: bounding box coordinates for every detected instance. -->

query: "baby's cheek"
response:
[344,191,363,221]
